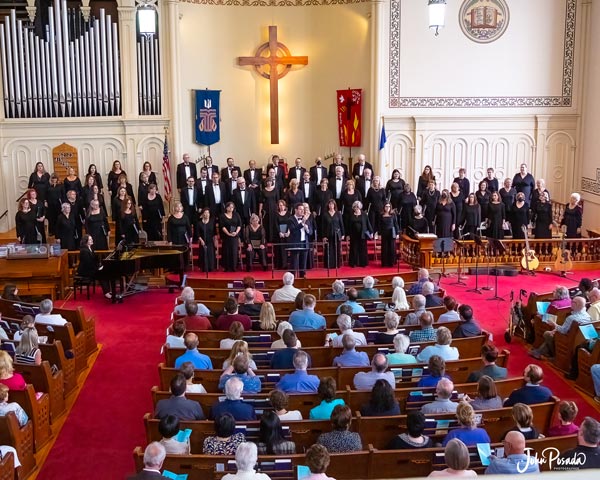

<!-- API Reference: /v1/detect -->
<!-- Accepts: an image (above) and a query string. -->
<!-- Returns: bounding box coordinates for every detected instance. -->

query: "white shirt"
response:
[364,179,371,196]
[278,410,303,421]
[35,313,67,326]
[297,218,306,242]
[222,471,271,480]
[212,184,221,204]
[316,168,323,184]
[240,190,246,203]
[335,178,343,198]
[184,164,191,179]
[359,164,365,176]
[331,330,367,347]
[304,183,310,198]
[295,168,302,181]
[187,188,195,206]
[271,285,302,302]
[250,170,255,181]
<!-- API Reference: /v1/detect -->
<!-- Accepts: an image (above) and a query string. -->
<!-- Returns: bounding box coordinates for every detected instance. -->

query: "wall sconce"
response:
[137,0,157,37]
[428,0,447,36]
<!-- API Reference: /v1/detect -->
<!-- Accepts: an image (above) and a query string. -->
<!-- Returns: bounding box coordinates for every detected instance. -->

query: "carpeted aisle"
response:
[34,267,600,479]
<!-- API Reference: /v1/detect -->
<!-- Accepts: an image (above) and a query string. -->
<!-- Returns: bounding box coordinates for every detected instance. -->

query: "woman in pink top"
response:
[236,276,266,303]
[303,444,336,480]
[0,351,26,390]
[550,286,572,309]
[428,439,477,477]
[548,400,579,436]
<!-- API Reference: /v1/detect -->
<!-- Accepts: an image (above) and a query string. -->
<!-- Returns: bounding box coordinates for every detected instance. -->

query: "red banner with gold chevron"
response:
[337,89,362,147]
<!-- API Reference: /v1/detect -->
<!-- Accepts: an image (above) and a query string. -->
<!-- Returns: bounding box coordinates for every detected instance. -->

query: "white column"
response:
[163,0,182,166]
[117,1,138,119]
[370,0,384,176]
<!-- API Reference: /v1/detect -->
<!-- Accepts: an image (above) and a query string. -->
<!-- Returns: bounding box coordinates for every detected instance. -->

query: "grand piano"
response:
[100,243,188,302]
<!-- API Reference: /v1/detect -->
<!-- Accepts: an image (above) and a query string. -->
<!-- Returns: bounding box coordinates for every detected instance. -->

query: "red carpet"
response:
[35,266,600,479]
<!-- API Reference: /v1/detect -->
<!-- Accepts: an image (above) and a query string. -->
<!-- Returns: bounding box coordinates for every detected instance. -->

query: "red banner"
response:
[337,89,362,147]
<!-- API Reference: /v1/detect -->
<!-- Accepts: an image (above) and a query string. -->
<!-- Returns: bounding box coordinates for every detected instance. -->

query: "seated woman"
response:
[386,411,433,449]
[202,413,246,455]
[502,403,543,440]
[303,444,335,480]
[2,284,21,301]
[360,379,401,417]
[416,327,459,363]
[222,341,257,371]
[386,334,417,366]
[269,389,303,421]
[391,286,409,310]
[548,400,579,436]
[468,375,503,411]
[77,234,112,299]
[428,439,477,477]
[159,414,191,455]
[14,326,42,366]
[550,286,572,309]
[270,321,302,350]
[179,361,207,394]
[317,405,362,453]
[166,319,186,348]
[220,321,245,350]
[257,410,296,454]
[442,402,491,446]
[417,355,451,388]
[0,351,26,390]
[236,276,266,304]
[0,384,29,426]
[309,377,345,420]
[325,280,348,301]
[219,355,261,394]
[375,311,402,345]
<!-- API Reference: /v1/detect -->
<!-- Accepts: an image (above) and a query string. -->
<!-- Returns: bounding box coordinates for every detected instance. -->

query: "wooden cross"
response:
[238,26,308,145]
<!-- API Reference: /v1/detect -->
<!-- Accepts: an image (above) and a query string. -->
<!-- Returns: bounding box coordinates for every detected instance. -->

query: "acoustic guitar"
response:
[554,232,573,273]
[520,225,539,271]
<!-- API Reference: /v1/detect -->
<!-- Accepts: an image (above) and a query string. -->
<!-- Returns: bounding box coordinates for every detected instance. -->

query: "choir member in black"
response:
[198,208,216,272]
[462,194,481,239]
[435,191,456,238]
[486,192,505,239]
[340,179,362,232]
[329,165,346,208]
[453,168,470,197]
[112,187,128,242]
[55,203,77,250]
[314,178,333,220]
[475,181,490,221]
[204,156,220,179]
[140,183,165,241]
[82,175,97,209]
[138,172,150,207]
[63,166,83,198]
[89,185,108,217]
[285,178,305,208]
[417,165,435,201]
[46,174,64,236]
[65,189,85,241]
[410,205,429,235]
[77,234,112,298]
[560,193,583,238]
[303,202,318,269]
[27,189,46,243]
[321,199,344,269]
[532,192,553,239]
[225,170,240,203]
[181,176,200,242]
[356,168,373,209]
[15,198,37,244]
[499,178,516,221]
[115,174,136,206]
[167,202,191,245]
[220,202,242,272]
[422,180,440,232]
[530,179,550,214]
[287,203,312,277]
[327,153,349,181]
[139,161,158,186]
[483,168,499,193]
[301,171,316,212]
[197,167,210,209]
[510,193,529,239]
[107,160,126,199]
[119,197,140,245]
[28,162,50,203]
[87,164,103,193]
[346,201,372,267]
[449,183,464,239]
[264,166,284,197]
[244,214,267,271]
[399,183,418,233]
[244,159,262,198]
[366,176,386,235]
[385,169,405,210]
[259,178,280,243]
[512,164,535,203]
[275,200,291,269]
[85,199,110,250]
[379,202,400,267]
[206,171,226,218]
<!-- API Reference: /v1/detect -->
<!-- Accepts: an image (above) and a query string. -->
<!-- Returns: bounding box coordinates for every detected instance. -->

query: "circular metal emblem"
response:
[459,0,510,44]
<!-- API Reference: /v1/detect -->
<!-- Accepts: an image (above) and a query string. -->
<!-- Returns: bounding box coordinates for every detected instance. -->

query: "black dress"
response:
[450,192,465,237]
[314,188,334,219]
[112,197,126,242]
[410,216,430,235]
[348,212,372,267]
[422,190,440,231]
[139,171,157,186]
[28,172,50,203]
[46,183,64,236]
[434,201,456,238]
[385,179,405,210]
[29,199,46,243]
[77,247,110,294]
[366,188,386,235]
[15,210,37,244]
[417,176,433,200]
[219,212,242,272]
[260,188,280,243]
[530,188,550,214]
[244,225,267,270]
[86,211,110,250]
[141,194,165,241]
[462,204,481,239]
[533,202,553,239]
[285,189,305,209]
[499,187,517,219]
[379,214,400,267]
[167,214,191,245]
[198,218,217,272]
[63,177,83,197]
[399,192,418,232]
[321,211,345,268]
[476,191,490,220]
[55,213,77,250]
[512,173,536,202]
[120,212,140,244]
[340,190,362,232]
[275,211,290,269]
[107,170,126,198]
[510,202,529,239]
[486,202,505,239]
[561,205,583,238]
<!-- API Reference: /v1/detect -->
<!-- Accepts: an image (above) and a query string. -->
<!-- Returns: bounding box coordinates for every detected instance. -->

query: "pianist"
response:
[77,234,112,299]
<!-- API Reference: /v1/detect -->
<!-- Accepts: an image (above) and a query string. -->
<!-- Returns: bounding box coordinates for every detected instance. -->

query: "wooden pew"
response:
[531,307,571,349]
[0,412,36,480]
[39,340,77,397]
[14,360,66,423]
[576,340,600,397]
[554,320,600,373]
[9,384,51,453]
[0,451,14,480]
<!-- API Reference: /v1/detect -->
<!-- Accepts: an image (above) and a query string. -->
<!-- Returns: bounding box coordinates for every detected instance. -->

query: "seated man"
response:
[357,276,379,299]
[504,364,553,407]
[416,327,459,363]
[421,378,457,414]
[218,355,261,394]
[403,295,426,326]
[353,352,395,390]
[587,287,600,321]
[325,279,348,301]
[275,350,320,393]
[484,431,540,474]
[452,304,482,338]
[271,272,302,302]
[417,355,451,388]
[408,311,437,343]
[466,344,508,383]
[335,287,366,314]
[422,281,443,307]
[174,333,213,370]
[270,329,310,369]
[182,300,212,330]
[35,298,67,326]
[127,442,169,480]
[289,294,326,331]
[407,268,438,295]
[238,288,262,317]
[328,314,367,347]
[215,297,252,331]
[174,286,210,316]
[332,335,370,367]
[559,416,600,469]
[154,373,205,421]
[210,376,257,421]
[438,296,460,323]
[530,296,591,360]
[166,319,186,348]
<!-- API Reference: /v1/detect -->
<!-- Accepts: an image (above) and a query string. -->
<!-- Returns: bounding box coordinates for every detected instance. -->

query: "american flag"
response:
[162,133,172,200]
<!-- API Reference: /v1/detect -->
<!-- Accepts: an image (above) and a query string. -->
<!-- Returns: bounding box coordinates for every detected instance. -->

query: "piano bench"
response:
[73,276,96,300]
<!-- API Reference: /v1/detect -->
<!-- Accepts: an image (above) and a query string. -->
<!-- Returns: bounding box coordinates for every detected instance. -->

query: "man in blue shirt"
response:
[504,364,553,407]
[275,350,320,393]
[210,377,257,421]
[289,294,326,331]
[218,355,261,393]
[485,431,540,474]
[409,311,437,343]
[332,335,370,367]
[407,268,439,295]
[174,333,213,370]
[270,330,312,369]
[335,288,366,314]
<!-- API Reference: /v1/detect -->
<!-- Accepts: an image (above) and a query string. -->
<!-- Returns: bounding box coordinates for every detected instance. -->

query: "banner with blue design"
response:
[195,90,220,146]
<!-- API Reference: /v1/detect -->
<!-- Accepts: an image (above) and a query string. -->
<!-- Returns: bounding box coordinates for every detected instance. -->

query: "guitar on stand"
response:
[520,225,539,275]
[554,230,573,277]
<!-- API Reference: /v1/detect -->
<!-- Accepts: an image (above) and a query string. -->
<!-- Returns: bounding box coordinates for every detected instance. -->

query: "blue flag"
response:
[379,122,387,150]
[195,90,220,145]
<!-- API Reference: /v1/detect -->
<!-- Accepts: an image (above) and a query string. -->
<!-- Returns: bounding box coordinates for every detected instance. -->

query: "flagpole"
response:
[164,125,172,213]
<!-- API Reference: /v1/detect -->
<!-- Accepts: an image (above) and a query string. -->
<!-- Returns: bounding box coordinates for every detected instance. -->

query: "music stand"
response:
[486,238,506,301]
[433,238,454,278]
[286,246,309,278]
[451,239,467,286]
[466,235,485,294]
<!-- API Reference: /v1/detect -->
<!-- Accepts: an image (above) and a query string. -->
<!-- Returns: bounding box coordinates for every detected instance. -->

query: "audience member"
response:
[442,402,490,446]
[325,280,348,301]
[216,298,252,331]
[386,334,417,365]
[174,286,210,316]
[466,344,507,382]
[417,328,459,363]
[270,330,308,369]
[468,375,503,411]
[407,268,434,295]
[210,377,257,421]
[502,403,541,440]
[0,351,26,390]
[14,326,41,366]
[221,442,272,480]
[289,294,326,331]
[484,431,539,474]
[423,281,443,307]
[180,361,207,394]
[429,439,477,477]
[391,285,409,310]
[404,295,426,326]
[587,287,600,321]
[386,411,433,449]
[238,288,262,317]
[219,321,245,350]
[335,288,366,314]
[158,414,190,455]
[353,353,395,390]
[275,351,320,393]
[154,373,205,421]
[550,286,572,308]
[35,298,67,326]
[203,412,246,455]
[409,311,437,343]
[329,314,367,347]
[303,444,335,480]
[222,341,257,370]
[357,276,379,299]
[548,400,579,436]
[317,405,362,453]
[181,300,212,330]
[504,364,553,407]
[0,384,29,426]
[236,276,266,303]
[453,305,482,338]
[218,355,261,393]
[127,442,169,480]
[269,389,303,421]
[359,379,401,417]
[174,333,213,370]
[270,321,302,350]
[333,335,369,367]
[271,272,301,302]
[256,302,277,331]
[438,296,460,323]
[309,377,345,420]
[375,311,402,345]
[421,378,457,414]
[417,355,451,388]
[166,319,186,348]
[559,416,600,469]
[257,410,296,454]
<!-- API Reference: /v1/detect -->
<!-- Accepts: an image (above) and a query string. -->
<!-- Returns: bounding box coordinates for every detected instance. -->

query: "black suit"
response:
[205,164,219,178]
[232,188,256,224]
[196,179,210,208]
[287,215,312,276]
[181,187,201,241]
[352,161,373,178]
[328,163,349,181]
[221,166,242,181]
[329,177,346,206]
[205,182,227,217]
[225,179,239,202]
[270,164,286,185]
[300,180,317,210]
[356,177,373,206]
[176,162,197,191]
[244,168,263,190]
[287,166,306,186]
[309,165,328,185]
